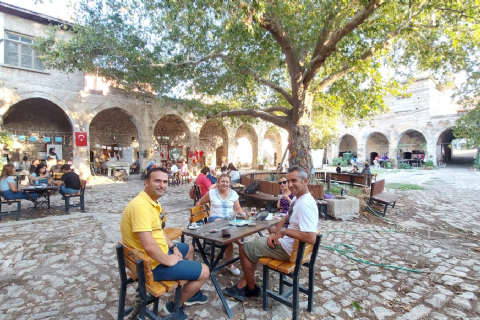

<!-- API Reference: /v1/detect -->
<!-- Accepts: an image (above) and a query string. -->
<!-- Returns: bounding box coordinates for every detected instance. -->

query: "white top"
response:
[278,192,319,256]
[209,188,239,219]
[229,170,241,181]
[170,164,179,173]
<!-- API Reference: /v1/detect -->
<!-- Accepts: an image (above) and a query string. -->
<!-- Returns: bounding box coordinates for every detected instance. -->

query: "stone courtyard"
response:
[1,165,480,320]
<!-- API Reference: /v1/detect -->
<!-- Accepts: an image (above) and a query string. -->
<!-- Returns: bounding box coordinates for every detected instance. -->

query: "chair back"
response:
[160,208,167,229]
[289,232,321,264]
[53,173,63,180]
[190,204,210,223]
[370,179,385,196]
[80,180,87,195]
[194,184,201,200]
[117,241,155,286]
[309,184,324,200]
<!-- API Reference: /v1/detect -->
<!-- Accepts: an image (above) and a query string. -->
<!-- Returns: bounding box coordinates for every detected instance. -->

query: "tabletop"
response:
[22,186,59,192]
[183,219,279,246]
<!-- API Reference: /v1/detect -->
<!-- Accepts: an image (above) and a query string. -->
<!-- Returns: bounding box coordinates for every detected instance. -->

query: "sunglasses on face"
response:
[278,180,287,185]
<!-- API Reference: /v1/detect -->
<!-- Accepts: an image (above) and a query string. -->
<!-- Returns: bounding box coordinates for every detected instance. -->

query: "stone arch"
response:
[199,119,229,167]
[154,114,191,161]
[263,127,282,167]
[234,124,259,168]
[89,107,140,162]
[338,134,358,157]
[436,128,455,163]
[1,97,73,162]
[396,129,427,161]
[364,132,390,164]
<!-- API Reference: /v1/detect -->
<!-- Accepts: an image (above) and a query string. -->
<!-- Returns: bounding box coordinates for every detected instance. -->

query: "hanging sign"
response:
[55,137,63,142]
[102,145,107,149]
[18,135,26,141]
[43,137,51,143]
[29,136,37,142]
[114,147,119,150]
[75,132,88,146]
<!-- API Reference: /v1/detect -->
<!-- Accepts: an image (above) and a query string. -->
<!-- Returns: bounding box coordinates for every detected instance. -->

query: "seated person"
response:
[223,166,318,301]
[49,159,65,174]
[169,160,179,178]
[227,163,241,183]
[206,165,217,184]
[121,168,209,319]
[146,159,156,171]
[336,162,342,173]
[196,173,242,275]
[30,163,52,186]
[277,176,294,216]
[361,163,371,176]
[54,164,80,205]
[29,159,40,174]
[0,164,37,200]
[220,166,228,174]
[196,167,216,197]
[350,165,359,174]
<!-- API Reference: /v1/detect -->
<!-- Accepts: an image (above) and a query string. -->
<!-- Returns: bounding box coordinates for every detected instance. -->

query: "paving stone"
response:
[323,300,341,314]
[451,297,472,311]
[395,305,431,320]
[372,307,395,320]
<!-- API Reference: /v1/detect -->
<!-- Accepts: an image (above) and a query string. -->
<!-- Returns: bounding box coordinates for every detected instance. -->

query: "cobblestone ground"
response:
[1,166,479,320]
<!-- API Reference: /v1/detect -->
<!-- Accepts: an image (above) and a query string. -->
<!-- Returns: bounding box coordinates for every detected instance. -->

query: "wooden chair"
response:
[116,242,186,320]
[193,184,201,206]
[160,208,184,243]
[260,233,322,320]
[113,169,126,182]
[0,191,21,221]
[189,204,211,256]
[368,179,401,217]
[64,180,86,214]
[52,173,64,180]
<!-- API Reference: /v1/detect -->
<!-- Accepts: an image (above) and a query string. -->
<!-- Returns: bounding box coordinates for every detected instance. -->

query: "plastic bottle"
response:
[341,187,345,196]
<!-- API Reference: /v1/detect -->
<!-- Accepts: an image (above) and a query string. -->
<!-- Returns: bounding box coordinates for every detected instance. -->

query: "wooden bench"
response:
[260,234,322,320]
[0,191,21,221]
[160,208,184,242]
[327,172,369,188]
[116,242,186,320]
[368,179,401,217]
[64,180,86,214]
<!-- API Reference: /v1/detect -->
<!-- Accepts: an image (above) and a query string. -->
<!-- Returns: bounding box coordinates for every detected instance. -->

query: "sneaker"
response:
[227,265,241,276]
[245,284,262,298]
[69,199,74,205]
[163,301,187,320]
[223,286,245,302]
[184,290,209,306]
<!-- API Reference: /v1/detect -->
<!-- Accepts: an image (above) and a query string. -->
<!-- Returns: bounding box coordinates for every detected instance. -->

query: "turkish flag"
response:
[75,132,88,146]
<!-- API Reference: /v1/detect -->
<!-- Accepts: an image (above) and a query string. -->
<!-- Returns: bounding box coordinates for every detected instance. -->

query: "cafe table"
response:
[182,219,279,318]
[23,185,59,219]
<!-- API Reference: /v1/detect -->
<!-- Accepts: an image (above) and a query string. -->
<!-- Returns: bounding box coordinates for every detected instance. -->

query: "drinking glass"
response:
[230,211,237,228]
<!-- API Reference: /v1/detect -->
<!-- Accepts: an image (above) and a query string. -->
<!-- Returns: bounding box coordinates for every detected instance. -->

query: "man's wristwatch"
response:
[169,244,178,252]
[281,227,286,236]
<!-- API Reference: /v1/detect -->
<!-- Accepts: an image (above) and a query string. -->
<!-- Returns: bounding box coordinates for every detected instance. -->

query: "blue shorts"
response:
[207,216,226,223]
[152,242,202,282]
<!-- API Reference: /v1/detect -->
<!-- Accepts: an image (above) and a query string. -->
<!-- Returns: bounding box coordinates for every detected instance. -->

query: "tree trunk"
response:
[287,125,317,184]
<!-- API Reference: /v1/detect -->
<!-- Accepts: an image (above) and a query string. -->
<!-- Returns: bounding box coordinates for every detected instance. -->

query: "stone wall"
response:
[365,132,390,161]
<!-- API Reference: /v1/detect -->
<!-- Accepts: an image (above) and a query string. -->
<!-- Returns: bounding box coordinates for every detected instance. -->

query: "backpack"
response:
[245,180,259,194]
[189,184,197,199]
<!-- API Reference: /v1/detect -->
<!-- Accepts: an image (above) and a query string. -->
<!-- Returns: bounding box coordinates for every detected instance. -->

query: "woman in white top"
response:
[228,163,241,183]
[196,173,243,275]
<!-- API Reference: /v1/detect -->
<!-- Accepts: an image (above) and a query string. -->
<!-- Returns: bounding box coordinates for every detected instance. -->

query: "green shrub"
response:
[473,151,480,170]
[398,163,412,169]
[425,160,434,167]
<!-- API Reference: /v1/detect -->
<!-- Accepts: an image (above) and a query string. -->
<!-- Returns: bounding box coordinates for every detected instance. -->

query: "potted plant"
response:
[258,158,264,170]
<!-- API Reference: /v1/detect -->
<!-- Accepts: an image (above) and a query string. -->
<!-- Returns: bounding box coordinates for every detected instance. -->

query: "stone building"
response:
[328,77,471,165]
[0,2,289,176]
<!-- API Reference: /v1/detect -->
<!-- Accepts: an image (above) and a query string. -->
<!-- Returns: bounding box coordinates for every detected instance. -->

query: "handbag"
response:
[189,185,197,199]
[244,180,259,194]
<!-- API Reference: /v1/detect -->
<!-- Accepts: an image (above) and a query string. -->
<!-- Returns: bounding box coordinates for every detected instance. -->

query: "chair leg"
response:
[117,279,128,320]
[383,204,388,217]
[16,202,21,221]
[307,264,315,312]
[292,273,300,320]
[65,198,70,214]
[152,296,159,316]
[263,265,269,311]
[80,195,85,212]
[279,273,285,295]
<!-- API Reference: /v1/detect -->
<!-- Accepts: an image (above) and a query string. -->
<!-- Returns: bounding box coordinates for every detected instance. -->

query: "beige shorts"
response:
[244,237,290,263]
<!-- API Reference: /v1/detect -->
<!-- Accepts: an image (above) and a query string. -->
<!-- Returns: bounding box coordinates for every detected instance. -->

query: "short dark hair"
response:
[287,166,307,179]
[145,167,169,180]
[61,164,71,171]
[364,163,370,169]
[337,163,341,166]
[201,167,210,175]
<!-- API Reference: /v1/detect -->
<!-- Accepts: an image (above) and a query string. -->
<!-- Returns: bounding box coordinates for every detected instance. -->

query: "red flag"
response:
[75,132,88,146]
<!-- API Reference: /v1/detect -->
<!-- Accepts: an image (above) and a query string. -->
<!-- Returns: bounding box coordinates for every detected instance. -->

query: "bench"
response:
[327,172,369,188]
[368,179,401,217]
[260,233,322,320]
[0,191,21,221]
[116,242,186,320]
[64,180,86,214]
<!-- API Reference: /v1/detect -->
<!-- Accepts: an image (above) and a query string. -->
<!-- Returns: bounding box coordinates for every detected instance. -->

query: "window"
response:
[4,32,43,70]
[394,96,413,112]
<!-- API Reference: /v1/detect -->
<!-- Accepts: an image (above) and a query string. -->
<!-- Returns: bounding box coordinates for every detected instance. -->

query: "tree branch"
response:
[150,52,227,67]
[207,109,289,129]
[262,106,292,115]
[243,68,294,105]
[303,0,385,88]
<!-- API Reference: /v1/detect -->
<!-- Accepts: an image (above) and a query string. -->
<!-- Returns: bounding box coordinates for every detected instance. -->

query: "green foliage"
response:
[398,163,413,169]
[332,157,348,167]
[425,160,434,167]
[352,301,363,312]
[455,102,480,148]
[473,151,480,170]
[0,130,14,149]
[385,183,424,191]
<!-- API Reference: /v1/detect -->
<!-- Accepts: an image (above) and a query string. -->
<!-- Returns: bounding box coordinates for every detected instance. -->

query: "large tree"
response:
[35,0,480,178]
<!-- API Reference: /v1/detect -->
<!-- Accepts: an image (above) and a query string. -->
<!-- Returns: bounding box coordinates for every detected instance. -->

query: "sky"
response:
[3,0,73,21]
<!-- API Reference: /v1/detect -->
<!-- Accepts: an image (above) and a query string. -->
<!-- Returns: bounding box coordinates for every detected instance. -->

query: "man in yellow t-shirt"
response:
[120,167,209,319]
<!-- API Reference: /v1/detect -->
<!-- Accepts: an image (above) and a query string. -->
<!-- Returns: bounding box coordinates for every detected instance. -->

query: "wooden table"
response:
[183,219,279,318]
[23,185,59,219]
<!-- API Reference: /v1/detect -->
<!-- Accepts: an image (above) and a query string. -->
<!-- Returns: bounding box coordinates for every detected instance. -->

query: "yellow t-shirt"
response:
[120,191,168,269]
